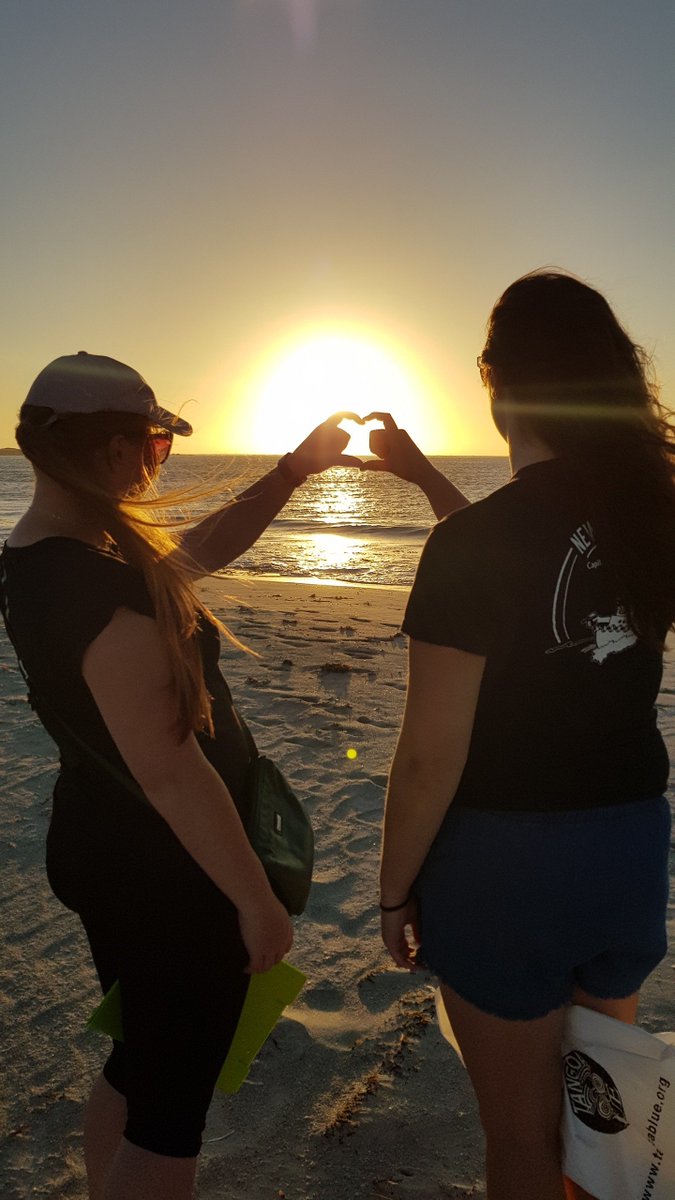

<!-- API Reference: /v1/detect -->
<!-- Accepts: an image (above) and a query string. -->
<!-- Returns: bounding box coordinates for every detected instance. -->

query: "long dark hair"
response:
[16,406,236,739]
[480,269,675,641]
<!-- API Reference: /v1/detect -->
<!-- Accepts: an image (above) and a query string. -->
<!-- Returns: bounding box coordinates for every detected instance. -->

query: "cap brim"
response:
[151,406,193,436]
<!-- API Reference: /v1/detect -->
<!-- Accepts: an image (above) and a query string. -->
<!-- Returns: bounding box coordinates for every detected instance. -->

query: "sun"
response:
[239,331,436,457]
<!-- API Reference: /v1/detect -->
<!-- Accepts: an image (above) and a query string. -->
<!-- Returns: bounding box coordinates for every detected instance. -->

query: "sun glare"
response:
[240,332,436,457]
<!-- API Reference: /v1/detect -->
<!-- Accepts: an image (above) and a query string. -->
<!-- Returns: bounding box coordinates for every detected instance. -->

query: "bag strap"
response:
[50,709,149,803]
[236,711,260,763]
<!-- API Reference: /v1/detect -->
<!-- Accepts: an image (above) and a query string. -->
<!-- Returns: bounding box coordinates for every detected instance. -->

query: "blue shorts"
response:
[415,796,671,1021]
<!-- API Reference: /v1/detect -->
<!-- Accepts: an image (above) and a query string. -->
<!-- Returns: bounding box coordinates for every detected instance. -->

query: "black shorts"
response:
[47,771,250,1158]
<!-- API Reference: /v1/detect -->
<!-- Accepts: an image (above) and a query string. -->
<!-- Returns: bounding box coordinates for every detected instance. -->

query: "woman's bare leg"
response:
[563,988,639,1200]
[84,1073,127,1200]
[84,1071,197,1200]
[571,986,639,1025]
[102,1140,197,1200]
[440,984,568,1200]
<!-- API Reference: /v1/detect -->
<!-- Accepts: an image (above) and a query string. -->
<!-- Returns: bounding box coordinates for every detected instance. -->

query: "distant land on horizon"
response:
[0,447,20,455]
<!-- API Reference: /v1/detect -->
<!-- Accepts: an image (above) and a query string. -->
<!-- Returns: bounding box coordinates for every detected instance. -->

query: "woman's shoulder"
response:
[5,534,137,577]
[433,479,523,545]
[5,534,136,569]
[1,537,154,624]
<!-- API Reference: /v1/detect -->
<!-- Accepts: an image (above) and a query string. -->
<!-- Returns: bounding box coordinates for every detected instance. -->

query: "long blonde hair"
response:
[16,406,235,740]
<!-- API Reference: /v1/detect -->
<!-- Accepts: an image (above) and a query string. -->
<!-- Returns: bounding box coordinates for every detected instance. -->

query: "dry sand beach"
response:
[2,573,675,1200]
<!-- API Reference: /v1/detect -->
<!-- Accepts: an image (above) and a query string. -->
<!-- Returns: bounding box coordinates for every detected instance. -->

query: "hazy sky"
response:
[1,0,673,454]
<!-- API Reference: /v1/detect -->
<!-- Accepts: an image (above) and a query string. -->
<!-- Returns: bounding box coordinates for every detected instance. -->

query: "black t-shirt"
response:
[402,459,669,811]
[0,538,251,809]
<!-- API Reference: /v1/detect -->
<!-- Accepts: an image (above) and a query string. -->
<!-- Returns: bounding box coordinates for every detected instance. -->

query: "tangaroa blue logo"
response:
[564,1050,629,1135]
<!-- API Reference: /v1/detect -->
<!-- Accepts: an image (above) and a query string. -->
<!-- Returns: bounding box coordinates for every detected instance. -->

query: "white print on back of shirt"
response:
[546,521,637,663]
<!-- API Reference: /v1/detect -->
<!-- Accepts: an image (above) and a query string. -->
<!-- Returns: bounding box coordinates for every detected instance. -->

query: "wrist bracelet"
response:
[276,453,307,487]
[379,895,410,913]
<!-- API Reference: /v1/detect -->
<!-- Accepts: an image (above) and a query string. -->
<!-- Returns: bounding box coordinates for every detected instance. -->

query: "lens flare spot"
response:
[346,747,358,760]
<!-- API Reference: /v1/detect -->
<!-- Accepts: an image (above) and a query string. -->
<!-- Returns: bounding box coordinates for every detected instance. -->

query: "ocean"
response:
[0,455,510,588]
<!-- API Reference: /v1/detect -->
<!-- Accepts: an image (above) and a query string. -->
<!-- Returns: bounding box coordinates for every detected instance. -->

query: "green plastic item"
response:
[87,961,306,1094]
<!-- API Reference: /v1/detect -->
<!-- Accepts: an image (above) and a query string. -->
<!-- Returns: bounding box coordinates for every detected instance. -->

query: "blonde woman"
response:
[0,351,361,1200]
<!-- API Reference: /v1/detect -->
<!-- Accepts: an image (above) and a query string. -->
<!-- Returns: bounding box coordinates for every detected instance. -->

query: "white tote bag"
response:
[435,992,675,1199]
[562,1005,675,1200]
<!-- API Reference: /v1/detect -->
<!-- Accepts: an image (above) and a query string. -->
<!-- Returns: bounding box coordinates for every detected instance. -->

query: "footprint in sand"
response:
[345,833,378,853]
[356,715,396,730]
[303,983,345,1012]
[341,910,376,937]
[308,868,359,898]
[358,969,428,1014]
[258,1016,314,1067]
[369,773,388,787]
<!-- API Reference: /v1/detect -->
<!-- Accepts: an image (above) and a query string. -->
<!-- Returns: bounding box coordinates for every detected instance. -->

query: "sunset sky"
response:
[1,0,673,455]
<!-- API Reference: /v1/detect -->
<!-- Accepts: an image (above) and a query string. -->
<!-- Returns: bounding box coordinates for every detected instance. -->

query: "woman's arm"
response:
[380,637,485,968]
[178,412,364,577]
[82,607,292,972]
[363,412,470,521]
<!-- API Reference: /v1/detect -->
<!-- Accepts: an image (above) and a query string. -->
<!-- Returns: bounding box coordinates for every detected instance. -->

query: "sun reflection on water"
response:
[302,531,362,573]
[315,481,365,526]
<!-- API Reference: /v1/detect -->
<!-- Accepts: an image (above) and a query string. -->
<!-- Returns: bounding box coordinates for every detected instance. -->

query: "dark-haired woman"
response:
[0,352,363,1200]
[373,273,675,1200]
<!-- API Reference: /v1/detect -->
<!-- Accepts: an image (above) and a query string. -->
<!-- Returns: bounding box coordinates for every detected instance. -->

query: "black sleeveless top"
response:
[0,537,251,810]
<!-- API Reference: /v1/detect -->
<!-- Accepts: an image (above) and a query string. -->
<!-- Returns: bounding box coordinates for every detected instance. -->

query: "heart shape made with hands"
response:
[336,411,397,459]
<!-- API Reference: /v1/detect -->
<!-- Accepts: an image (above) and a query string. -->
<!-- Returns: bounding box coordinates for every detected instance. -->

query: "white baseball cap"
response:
[21,351,193,436]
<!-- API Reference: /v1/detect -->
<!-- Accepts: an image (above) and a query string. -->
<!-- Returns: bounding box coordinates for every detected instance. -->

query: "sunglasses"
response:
[146,430,173,465]
[476,354,490,382]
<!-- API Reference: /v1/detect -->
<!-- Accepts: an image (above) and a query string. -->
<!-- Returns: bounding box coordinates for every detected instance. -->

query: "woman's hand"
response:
[238,890,294,974]
[380,897,420,971]
[287,412,365,477]
[364,412,470,521]
[361,412,434,485]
